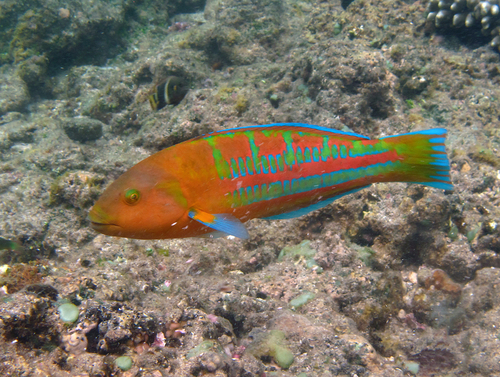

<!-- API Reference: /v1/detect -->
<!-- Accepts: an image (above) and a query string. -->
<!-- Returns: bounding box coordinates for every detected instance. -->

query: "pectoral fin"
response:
[188,208,249,239]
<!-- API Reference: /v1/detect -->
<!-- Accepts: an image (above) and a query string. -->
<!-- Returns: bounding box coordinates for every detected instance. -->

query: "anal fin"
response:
[262,186,370,220]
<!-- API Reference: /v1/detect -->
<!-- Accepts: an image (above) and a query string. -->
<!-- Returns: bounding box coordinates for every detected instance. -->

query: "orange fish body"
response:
[89,123,452,239]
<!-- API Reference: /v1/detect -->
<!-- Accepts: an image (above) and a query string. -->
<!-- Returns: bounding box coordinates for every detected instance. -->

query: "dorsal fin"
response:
[214,123,370,140]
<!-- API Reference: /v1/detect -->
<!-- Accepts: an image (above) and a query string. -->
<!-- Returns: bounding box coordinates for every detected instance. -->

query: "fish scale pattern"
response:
[201,125,452,212]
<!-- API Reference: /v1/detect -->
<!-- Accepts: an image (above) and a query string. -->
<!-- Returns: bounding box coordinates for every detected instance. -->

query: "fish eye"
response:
[124,189,140,205]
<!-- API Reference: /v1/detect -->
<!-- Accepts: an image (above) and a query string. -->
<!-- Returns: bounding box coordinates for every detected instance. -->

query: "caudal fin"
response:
[380,128,453,191]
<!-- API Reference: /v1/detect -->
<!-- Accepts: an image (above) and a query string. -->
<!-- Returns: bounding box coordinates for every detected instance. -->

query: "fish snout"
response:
[88,204,114,229]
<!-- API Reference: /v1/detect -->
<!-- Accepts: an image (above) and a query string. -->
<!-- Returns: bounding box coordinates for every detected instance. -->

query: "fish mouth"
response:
[88,216,123,235]
[89,221,121,233]
[89,220,115,228]
[88,206,121,234]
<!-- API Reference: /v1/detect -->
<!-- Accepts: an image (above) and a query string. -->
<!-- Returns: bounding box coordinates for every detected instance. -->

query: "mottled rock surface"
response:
[0,0,499,375]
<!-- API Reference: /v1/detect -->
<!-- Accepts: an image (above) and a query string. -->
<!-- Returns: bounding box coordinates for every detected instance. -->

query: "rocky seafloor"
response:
[0,0,500,375]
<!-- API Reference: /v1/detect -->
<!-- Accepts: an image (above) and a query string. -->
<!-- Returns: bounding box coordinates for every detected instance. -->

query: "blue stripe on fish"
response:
[269,155,277,173]
[246,157,254,175]
[261,156,269,174]
[340,145,347,158]
[235,161,400,206]
[380,128,447,139]
[296,147,304,164]
[230,158,238,179]
[238,157,246,176]
[304,148,312,162]
[312,147,320,162]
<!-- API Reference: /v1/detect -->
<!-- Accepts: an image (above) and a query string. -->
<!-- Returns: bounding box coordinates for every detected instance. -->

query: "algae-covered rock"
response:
[1,0,209,82]
[289,291,315,309]
[16,55,50,96]
[0,293,59,349]
[9,3,126,68]
[279,240,323,272]
[278,240,316,261]
[186,340,217,359]
[0,69,29,115]
[247,329,294,369]
[62,117,104,142]
[6,120,37,144]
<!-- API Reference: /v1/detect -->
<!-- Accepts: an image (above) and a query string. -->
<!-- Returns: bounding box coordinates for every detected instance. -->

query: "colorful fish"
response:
[88,123,453,239]
[148,76,188,111]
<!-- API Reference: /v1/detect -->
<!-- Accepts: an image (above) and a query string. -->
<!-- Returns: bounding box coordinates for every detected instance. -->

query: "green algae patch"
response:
[404,361,420,375]
[448,224,459,241]
[279,240,316,260]
[58,303,79,323]
[271,343,294,369]
[248,330,294,369]
[467,225,481,243]
[186,340,216,359]
[278,240,323,273]
[289,291,315,309]
[115,355,133,371]
[350,243,376,267]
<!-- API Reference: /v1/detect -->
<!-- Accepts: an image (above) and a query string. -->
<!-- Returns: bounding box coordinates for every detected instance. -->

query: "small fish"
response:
[89,123,453,240]
[0,237,22,252]
[148,76,188,111]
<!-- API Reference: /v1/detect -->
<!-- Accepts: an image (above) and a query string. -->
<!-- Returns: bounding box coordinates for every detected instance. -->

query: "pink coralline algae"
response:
[152,332,166,348]
[404,313,426,330]
[168,22,190,32]
[207,314,218,323]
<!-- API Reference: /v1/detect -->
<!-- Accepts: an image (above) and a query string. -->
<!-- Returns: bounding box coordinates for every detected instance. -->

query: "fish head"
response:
[88,162,187,239]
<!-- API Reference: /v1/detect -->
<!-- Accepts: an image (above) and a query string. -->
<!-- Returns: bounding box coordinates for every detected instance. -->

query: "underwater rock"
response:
[48,171,104,209]
[7,2,126,72]
[25,284,59,301]
[62,116,104,142]
[0,70,29,115]
[426,0,500,51]
[247,329,294,369]
[462,267,500,312]
[439,238,479,282]
[6,120,37,144]
[197,351,225,372]
[84,303,159,354]
[0,293,60,348]
[16,55,50,97]
[61,330,89,355]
